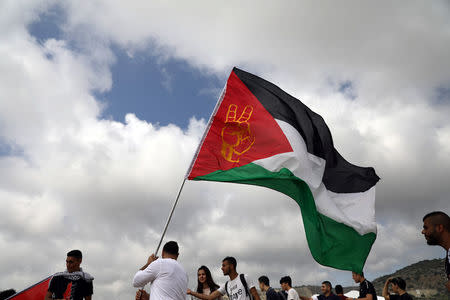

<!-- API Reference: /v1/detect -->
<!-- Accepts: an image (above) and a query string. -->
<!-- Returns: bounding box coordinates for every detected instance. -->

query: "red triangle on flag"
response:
[6,276,52,300]
[188,70,292,179]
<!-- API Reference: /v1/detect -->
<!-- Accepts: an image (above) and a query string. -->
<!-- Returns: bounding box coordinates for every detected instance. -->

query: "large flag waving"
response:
[187,67,379,273]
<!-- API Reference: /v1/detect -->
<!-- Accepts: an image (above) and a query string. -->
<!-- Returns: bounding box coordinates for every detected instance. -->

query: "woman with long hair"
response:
[194,265,222,300]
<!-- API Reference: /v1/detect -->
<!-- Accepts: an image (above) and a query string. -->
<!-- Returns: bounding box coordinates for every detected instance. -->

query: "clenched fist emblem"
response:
[221,104,256,162]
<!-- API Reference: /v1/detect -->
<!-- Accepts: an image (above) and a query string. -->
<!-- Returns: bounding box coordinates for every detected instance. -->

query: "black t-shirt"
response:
[359,279,377,299]
[317,293,341,300]
[48,274,93,300]
[390,293,413,300]
[266,287,282,300]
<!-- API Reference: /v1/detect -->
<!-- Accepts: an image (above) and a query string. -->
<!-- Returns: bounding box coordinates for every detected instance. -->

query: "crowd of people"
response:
[1,211,447,300]
[129,211,449,300]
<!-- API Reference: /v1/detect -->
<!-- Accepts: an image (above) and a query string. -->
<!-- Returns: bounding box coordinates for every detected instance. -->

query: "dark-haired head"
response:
[322,281,332,289]
[390,277,406,290]
[280,276,292,287]
[222,256,237,269]
[67,250,82,259]
[258,275,270,287]
[196,265,219,294]
[335,285,344,294]
[162,241,179,256]
[423,211,450,231]
[0,289,16,299]
[66,250,82,273]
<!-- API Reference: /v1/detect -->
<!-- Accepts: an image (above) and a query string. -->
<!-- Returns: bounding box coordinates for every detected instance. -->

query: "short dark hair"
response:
[335,285,343,294]
[423,211,450,231]
[258,275,270,286]
[353,271,364,277]
[0,289,16,299]
[280,276,292,287]
[322,281,332,289]
[222,256,237,269]
[391,277,406,290]
[162,241,179,255]
[67,250,82,259]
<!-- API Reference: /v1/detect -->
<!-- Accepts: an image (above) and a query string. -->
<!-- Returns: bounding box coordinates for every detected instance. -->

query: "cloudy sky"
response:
[1,1,449,299]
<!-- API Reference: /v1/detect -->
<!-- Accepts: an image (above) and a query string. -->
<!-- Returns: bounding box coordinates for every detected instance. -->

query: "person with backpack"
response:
[280,276,299,300]
[258,275,284,300]
[187,256,261,300]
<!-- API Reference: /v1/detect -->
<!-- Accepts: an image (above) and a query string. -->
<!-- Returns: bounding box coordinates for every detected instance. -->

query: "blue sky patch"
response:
[28,4,65,43]
[97,49,223,128]
[338,80,357,100]
[28,6,223,129]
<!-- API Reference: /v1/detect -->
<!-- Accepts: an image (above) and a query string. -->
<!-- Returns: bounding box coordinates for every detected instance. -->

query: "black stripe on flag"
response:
[233,67,379,193]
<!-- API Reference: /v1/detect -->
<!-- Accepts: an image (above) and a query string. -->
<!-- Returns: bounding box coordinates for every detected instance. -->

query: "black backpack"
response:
[277,290,287,300]
[225,274,251,299]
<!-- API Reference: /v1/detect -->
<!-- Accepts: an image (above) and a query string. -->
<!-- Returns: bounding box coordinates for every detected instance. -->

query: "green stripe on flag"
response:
[193,163,375,273]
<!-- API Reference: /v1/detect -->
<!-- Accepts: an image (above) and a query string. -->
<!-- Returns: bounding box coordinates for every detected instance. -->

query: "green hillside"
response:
[372,258,448,300]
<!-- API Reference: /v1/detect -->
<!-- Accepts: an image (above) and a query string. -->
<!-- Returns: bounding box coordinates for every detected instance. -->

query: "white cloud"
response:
[1,1,450,299]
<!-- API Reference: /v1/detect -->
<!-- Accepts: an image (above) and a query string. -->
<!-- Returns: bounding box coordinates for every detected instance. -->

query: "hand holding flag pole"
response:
[136,178,187,297]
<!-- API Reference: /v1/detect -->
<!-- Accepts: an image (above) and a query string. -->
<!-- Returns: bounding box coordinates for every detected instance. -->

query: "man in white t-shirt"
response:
[280,276,299,300]
[133,241,188,300]
[187,256,261,300]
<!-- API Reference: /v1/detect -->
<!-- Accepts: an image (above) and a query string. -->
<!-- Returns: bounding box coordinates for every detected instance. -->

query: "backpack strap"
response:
[240,274,250,298]
[225,280,230,299]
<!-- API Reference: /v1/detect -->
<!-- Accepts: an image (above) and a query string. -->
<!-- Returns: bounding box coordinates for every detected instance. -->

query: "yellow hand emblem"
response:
[221,104,256,162]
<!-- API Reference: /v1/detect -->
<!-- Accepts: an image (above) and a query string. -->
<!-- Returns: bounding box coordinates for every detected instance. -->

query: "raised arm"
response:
[187,289,223,300]
[382,278,391,300]
[133,254,159,288]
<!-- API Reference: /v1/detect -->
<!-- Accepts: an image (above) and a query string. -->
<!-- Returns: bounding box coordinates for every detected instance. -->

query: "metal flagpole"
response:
[153,81,227,256]
[136,179,187,299]
[154,178,187,256]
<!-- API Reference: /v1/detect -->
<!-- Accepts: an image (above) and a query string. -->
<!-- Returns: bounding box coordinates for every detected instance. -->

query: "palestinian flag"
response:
[5,276,57,300]
[5,275,72,300]
[187,67,379,273]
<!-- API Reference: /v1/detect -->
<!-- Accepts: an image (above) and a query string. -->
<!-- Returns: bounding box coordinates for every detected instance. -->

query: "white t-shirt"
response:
[133,258,188,300]
[217,274,255,300]
[287,288,300,300]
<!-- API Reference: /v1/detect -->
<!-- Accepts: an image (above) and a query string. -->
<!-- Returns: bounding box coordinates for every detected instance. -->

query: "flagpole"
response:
[153,82,226,255]
[154,178,187,256]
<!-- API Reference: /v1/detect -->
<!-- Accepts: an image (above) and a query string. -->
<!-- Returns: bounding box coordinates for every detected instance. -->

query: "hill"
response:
[372,258,448,299]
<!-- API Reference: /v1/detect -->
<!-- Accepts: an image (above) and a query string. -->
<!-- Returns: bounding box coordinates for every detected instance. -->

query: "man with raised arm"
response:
[382,277,413,300]
[133,241,188,300]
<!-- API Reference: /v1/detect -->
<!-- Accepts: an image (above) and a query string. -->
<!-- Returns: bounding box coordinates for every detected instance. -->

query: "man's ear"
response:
[436,224,444,233]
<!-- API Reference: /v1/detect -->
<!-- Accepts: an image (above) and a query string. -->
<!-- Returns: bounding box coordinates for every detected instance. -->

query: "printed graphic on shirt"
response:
[228,282,246,300]
[218,274,254,300]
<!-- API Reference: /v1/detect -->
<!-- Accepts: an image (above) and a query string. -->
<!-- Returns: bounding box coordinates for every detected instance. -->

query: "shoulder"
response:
[401,294,413,300]
[81,271,94,282]
[288,288,298,295]
[48,275,65,288]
